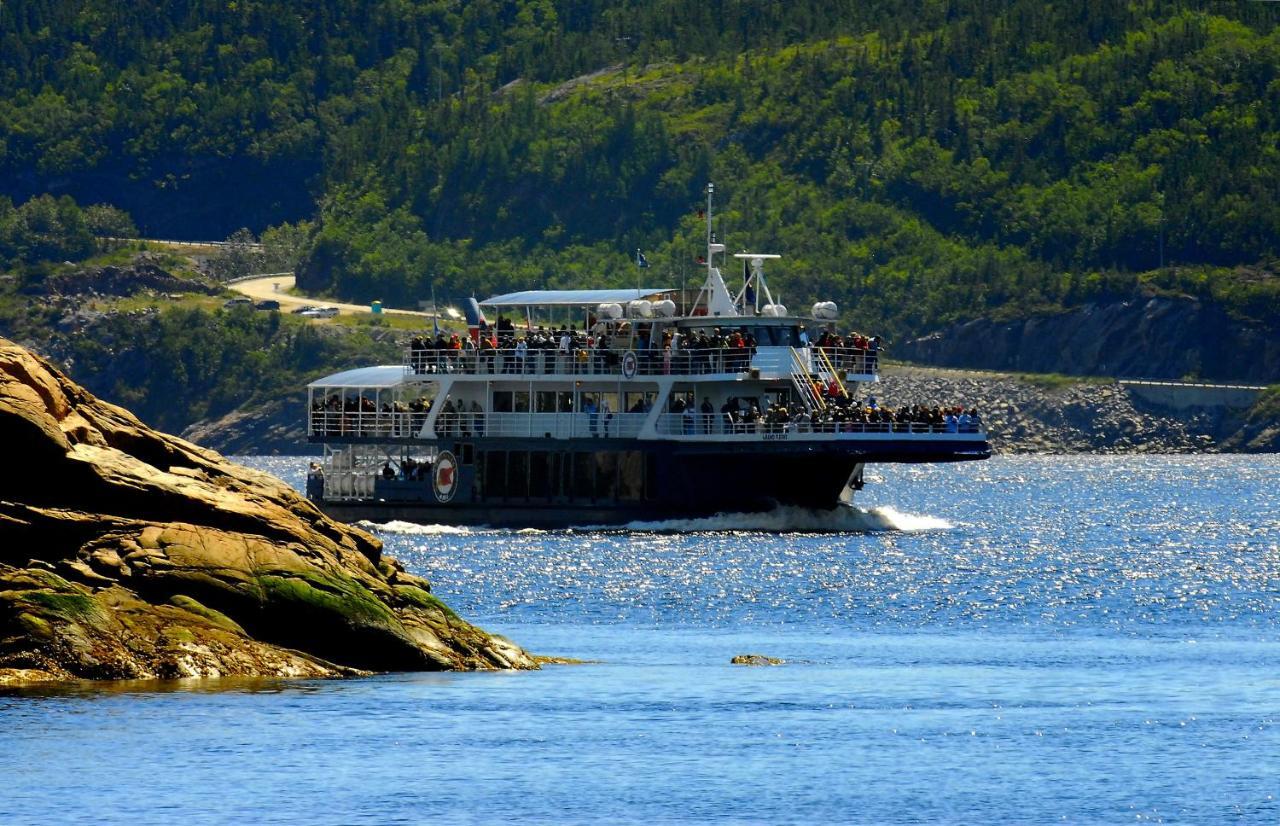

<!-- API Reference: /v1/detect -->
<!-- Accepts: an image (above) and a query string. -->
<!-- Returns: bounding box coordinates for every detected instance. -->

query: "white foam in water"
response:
[357,507,951,535]
[612,504,953,533]
[356,520,473,536]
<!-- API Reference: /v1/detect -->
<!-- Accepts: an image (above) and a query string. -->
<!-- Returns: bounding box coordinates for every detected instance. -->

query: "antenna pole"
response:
[706,182,714,274]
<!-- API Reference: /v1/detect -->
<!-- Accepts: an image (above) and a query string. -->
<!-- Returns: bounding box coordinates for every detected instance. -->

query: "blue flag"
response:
[636,249,649,268]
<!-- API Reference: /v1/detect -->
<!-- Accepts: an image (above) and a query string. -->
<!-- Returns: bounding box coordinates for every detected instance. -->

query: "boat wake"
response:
[612,504,952,533]
[356,506,951,536]
[355,520,473,536]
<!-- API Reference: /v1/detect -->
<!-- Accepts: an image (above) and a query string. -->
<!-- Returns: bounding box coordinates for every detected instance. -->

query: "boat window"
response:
[529,451,551,499]
[557,391,574,412]
[514,391,530,413]
[595,452,618,501]
[508,451,529,499]
[624,392,655,413]
[492,391,514,413]
[558,453,573,498]
[645,453,658,500]
[535,391,557,413]
[483,451,507,498]
[572,452,593,500]
[619,451,644,501]
[755,326,800,346]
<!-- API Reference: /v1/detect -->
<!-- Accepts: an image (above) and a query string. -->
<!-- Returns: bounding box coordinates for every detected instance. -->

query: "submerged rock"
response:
[0,337,535,684]
[731,654,784,666]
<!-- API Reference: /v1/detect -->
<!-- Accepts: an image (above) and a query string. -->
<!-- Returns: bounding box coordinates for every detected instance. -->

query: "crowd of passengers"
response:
[310,393,435,435]
[408,317,883,375]
[670,392,981,435]
[313,384,980,438]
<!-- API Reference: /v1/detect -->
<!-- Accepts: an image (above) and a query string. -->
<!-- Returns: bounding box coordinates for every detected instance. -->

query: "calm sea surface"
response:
[3,456,1279,823]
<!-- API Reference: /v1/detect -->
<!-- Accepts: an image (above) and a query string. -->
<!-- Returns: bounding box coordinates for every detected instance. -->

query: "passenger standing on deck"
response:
[515,336,528,374]
[700,396,714,433]
[440,398,456,435]
[558,327,571,372]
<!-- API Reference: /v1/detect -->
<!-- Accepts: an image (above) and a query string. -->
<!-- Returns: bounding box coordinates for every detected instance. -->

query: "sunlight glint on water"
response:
[1,455,1278,823]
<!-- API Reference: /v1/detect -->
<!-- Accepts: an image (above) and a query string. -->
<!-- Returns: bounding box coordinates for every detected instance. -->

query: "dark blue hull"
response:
[308,436,990,528]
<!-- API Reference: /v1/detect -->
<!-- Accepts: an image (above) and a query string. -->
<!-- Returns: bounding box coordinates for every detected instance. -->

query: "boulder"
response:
[0,337,535,683]
[730,654,784,666]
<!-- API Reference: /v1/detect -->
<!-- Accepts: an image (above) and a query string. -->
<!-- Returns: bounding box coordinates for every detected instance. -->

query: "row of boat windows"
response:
[479,450,657,502]
[491,391,657,414]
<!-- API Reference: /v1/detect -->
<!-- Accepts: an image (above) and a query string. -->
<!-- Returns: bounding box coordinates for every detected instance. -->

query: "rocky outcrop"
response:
[49,259,221,298]
[897,292,1280,384]
[877,366,1232,453]
[180,391,313,456]
[0,337,534,685]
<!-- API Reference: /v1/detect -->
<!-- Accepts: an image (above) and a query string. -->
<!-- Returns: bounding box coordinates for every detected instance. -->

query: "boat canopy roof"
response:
[481,288,672,308]
[308,365,407,390]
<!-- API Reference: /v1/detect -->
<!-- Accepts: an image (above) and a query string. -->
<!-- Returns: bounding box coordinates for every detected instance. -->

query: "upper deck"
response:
[404,342,880,381]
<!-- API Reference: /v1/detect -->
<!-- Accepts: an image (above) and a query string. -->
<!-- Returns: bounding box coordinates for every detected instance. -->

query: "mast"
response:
[692,182,736,318]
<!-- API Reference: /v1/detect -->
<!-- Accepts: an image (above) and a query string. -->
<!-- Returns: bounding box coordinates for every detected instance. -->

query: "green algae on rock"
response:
[0,337,535,684]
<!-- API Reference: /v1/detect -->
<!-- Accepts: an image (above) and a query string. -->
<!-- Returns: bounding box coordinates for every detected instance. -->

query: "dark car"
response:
[255,300,281,311]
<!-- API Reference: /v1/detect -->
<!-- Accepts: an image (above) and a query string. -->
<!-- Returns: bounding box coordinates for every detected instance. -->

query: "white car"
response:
[298,306,340,318]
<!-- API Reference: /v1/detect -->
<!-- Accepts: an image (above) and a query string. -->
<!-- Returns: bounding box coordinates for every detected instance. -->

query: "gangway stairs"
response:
[788,348,826,412]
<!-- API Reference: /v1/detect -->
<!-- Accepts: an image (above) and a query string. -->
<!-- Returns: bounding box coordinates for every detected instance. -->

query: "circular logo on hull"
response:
[621,350,638,379]
[433,450,458,503]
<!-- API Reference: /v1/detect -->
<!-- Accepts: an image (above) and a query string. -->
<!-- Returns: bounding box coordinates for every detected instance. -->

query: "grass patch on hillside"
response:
[1017,372,1115,390]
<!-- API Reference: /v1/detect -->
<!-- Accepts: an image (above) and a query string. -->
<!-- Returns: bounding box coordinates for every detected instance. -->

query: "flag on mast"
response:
[635,249,649,268]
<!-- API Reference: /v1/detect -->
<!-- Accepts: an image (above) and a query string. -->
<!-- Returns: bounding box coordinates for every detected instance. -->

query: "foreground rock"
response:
[0,337,535,685]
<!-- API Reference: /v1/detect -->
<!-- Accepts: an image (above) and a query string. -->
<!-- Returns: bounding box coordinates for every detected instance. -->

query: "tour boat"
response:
[304,185,990,526]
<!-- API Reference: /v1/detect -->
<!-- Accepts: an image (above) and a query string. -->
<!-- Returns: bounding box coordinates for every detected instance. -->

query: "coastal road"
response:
[229,275,437,319]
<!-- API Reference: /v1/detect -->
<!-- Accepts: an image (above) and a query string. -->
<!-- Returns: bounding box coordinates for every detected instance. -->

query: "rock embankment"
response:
[0,337,534,685]
[877,366,1264,453]
[896,291,1280,385]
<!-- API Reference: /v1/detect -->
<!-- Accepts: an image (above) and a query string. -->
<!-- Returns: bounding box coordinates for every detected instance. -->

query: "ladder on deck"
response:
[789,348,826,412]
[813,347,848,399]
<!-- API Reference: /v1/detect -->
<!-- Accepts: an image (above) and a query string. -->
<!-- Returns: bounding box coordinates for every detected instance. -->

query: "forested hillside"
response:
[3,0,1278,357]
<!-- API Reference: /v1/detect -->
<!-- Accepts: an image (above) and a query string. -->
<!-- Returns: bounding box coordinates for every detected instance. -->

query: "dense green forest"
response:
[2,1,1278,346]
[60,307,400,433]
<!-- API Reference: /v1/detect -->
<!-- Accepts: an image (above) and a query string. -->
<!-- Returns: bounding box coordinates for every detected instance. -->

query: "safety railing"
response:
[406,347,764,377]
[310,409,650,439]
[654,413,983,438]
[309,410,427,438]
[404,344,884,378]
[818,347,880,376]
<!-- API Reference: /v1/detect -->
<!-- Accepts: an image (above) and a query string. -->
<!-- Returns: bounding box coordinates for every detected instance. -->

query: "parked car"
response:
[223,297,253,308]
[298,306,340,318]
[254,300,281,311]
[290,305,319,315]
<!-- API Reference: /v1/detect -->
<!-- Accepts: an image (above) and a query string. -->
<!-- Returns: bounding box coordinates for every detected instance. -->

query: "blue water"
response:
[3,456,1279,823]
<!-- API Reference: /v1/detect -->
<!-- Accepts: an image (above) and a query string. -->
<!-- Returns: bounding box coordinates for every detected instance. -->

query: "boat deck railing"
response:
[404,346,879,378]
[310,409,983,442]
[309,410,650,440]
[654,414,984,439]
[310,410,428,438]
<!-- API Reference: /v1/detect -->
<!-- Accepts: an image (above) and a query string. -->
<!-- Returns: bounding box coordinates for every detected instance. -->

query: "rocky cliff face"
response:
[0,337,534,685]
[898,293,1280,384]
[877,366,1278,453]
